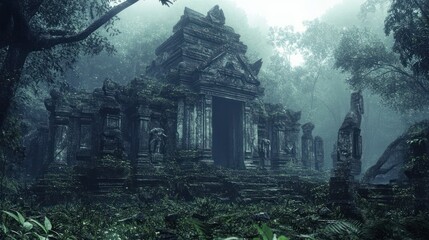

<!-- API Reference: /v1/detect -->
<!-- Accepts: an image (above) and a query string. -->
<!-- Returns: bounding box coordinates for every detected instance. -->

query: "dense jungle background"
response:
[1,0,429,239]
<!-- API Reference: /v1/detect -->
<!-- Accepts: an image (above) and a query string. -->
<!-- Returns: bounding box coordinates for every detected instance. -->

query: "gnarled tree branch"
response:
[34,0,139,51]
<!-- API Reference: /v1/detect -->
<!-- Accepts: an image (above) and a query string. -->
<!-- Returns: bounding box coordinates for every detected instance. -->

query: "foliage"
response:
[334,26,429,112]
[1,210,59,240]
[254,224,289,240]
[97,154,131,178]
[322,220,363,239]
[385,0,429,78]
[335,0,429,112]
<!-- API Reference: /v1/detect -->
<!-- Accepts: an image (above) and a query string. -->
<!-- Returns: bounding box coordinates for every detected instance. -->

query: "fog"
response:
[58,0,421,172]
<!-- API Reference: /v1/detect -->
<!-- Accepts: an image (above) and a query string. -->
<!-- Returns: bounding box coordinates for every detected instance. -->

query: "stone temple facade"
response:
[28,6,325,176]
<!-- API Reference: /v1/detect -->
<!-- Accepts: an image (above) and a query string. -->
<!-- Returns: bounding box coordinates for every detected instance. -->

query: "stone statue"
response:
[258,138,271,168]
[149,128,167,154]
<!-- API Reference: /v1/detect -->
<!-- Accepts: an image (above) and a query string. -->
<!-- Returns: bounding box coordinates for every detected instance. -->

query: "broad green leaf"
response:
[44,217,52,231]
[1,223,8,233]
[23,221,34,231]
[262,224,274,240]
[256,225,268,240]
[30,218,48,234]
[278,236,289,240]
[16,211,25,225]
[34,232,48,240]
[2,210,20,223]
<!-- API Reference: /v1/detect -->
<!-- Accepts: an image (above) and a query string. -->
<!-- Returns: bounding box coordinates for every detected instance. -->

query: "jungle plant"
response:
[254,224,289,240]
[1,210,60,240]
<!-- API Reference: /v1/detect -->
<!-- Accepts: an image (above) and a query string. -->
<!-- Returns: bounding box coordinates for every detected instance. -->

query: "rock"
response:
[252,212,270,222]
[164,213,180,229]
[156,229,179,240]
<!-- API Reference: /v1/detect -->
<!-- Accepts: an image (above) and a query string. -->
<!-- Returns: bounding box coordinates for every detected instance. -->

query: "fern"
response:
[188,217,213,240]
[324,220,363,236]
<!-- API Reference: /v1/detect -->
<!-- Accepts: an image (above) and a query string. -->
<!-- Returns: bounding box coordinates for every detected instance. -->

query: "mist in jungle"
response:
[15,0,427,172]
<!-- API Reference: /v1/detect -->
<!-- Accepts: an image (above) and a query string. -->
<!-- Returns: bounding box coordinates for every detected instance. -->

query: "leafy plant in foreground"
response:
[1,210,60,240]
[254,224,289,240]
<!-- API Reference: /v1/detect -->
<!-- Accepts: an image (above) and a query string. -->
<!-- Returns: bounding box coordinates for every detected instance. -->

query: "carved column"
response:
[314,136,324,171]
[176,99,185,149]
[45,90,71,165]
[136,104,151,170]
[301,122,315,169]
[244,103,256,169]
[100,100,122,156]
[50,113,70,165]
[201,95,213,164]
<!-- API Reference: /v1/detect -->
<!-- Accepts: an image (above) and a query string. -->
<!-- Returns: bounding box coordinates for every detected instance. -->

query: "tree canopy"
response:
[335,0,429,112]
[0,0,173,132]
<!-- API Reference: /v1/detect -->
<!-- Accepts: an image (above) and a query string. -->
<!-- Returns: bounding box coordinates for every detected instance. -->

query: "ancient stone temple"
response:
[32,6,324,176]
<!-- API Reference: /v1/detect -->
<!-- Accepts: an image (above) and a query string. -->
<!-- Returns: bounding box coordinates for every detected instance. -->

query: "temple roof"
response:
[146,5,264,99]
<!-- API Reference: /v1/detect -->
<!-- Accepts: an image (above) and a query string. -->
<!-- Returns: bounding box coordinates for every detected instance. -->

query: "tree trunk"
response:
[0,46,29,131]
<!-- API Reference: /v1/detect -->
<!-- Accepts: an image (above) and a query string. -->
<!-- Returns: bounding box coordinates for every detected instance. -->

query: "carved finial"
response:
[251,59,263,75]
[206,5,225,25]
[102,78,119,96]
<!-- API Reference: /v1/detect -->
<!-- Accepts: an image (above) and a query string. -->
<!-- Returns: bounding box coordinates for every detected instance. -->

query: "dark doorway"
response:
[212,97,244,169]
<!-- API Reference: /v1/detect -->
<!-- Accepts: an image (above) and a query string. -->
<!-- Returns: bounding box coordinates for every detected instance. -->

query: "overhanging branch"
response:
[35,0,139,50]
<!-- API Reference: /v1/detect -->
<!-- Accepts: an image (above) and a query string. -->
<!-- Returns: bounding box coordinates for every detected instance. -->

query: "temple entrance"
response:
[212,97,244,169]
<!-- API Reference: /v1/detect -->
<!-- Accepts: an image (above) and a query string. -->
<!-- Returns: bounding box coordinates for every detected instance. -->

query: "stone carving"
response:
[206,5,225,25]
[149,128,167,154]
[102,78,120,96]
[251,59,263,75]
[258,138,271,168]
[284,134,296,155]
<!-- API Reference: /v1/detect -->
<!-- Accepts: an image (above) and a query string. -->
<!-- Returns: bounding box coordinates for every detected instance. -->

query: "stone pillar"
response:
[328,91,364,219]
[99,79,123,157]
[314,136,324,171]
[51,116,70,164]
[244,103,257,169]
[76,117,93,163]
[301,122,315,169]
[176,99,185,149]
[45,89,72,165]
[201,95,213,164]
[136,105,151,170]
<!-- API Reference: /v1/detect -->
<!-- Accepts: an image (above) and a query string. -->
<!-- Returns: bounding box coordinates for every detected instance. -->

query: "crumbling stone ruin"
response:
[328,90,364,218]
[27,6,325,187]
